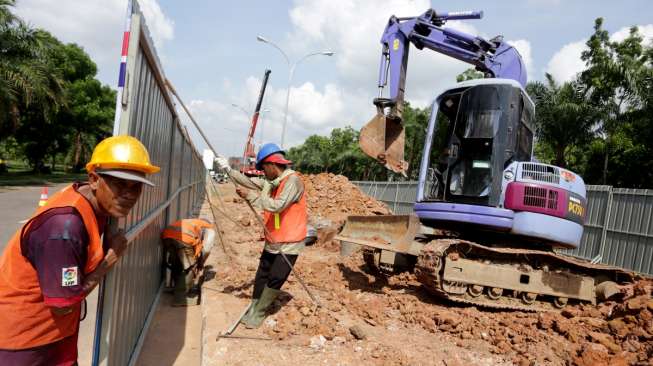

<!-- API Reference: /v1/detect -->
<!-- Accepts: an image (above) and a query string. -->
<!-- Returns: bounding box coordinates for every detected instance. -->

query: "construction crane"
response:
[241,69,271,176]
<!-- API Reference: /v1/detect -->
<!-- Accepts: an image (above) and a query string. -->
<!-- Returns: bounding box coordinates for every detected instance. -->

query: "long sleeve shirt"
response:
[227,169,306,255]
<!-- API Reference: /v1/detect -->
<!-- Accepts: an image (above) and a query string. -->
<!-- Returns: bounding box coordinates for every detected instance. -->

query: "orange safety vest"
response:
[264,173,308,244]
[161,218,213,257]
[0,185,104,350]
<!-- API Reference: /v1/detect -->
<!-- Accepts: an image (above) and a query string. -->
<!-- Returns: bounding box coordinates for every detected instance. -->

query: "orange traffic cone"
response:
[38,187,48,207]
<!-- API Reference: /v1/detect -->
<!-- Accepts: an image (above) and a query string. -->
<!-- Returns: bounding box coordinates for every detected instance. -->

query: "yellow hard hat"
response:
[86,135,160,174]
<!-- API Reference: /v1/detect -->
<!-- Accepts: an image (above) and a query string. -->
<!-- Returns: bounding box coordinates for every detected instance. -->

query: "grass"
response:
[0,161,87,187]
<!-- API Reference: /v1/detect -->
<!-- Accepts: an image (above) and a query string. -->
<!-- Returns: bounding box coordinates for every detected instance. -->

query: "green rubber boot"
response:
[239,298,259,325]
[242,286,280,329]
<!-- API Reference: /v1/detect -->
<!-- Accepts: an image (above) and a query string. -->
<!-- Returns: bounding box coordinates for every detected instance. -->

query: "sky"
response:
[13,0,653,158]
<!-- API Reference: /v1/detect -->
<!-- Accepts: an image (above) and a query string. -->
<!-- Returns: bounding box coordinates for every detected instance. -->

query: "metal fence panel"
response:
[353,181,653,275]
[93,3,206,365]
[602,188,653,273]
[560,185,611,261]
[351,181,419,214]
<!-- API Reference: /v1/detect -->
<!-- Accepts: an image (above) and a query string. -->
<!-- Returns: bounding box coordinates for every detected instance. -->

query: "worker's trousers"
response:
[252,250,298,299]
[162,239,197,301]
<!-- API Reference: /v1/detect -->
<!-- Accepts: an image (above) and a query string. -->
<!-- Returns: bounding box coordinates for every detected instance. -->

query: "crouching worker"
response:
[215,143,315,329]
[161,218,216,306]
[0,136,159,365]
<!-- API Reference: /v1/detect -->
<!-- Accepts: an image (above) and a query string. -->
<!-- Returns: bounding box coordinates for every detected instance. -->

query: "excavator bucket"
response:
[335,214,421,257]
[359,113,408,175]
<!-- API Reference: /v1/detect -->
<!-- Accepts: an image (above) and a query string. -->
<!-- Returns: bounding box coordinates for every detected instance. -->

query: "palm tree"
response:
[0,0,65,141]
[527,74,597,168]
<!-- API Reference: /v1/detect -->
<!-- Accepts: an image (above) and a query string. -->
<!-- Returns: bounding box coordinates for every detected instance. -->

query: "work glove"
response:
[304,225,318,246]
[214,155,230,172]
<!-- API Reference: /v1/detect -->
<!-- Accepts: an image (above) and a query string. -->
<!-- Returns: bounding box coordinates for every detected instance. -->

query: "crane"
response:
[241,69,271,176]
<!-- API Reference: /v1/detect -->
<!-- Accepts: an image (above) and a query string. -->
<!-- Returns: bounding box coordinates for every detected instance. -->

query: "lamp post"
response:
[256,35,334,148]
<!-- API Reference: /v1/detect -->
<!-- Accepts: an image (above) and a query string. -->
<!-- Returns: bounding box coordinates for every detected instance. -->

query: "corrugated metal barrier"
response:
[91,2,206,365]
[354,181,417,214]
[352,181,653,275]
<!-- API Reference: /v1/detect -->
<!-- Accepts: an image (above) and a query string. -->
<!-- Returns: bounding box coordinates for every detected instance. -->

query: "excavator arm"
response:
[360,9,527,175]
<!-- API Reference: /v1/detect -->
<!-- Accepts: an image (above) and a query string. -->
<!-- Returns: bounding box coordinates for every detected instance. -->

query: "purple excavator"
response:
[337,9,633,311]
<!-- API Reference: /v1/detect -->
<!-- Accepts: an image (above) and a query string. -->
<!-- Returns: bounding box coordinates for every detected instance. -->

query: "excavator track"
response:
[414,239,635,312]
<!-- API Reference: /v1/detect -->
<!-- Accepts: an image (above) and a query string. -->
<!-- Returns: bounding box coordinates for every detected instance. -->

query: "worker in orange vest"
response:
[0,136,159,365]
[161,218,216,306]
[215,143,316,328]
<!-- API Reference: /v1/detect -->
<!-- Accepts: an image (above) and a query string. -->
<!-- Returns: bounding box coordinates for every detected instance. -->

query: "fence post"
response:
[393,183,399,212]
[596,187,614,263]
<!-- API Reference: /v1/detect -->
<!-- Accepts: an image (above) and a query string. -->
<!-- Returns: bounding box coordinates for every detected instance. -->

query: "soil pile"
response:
[300,173,390,250]
[301,173,390,223]
[264,251,653,365]
[205,183,653,366]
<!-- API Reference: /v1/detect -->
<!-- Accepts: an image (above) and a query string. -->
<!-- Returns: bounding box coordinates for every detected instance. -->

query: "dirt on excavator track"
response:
[415,239,635,312]
[203,173,653,366]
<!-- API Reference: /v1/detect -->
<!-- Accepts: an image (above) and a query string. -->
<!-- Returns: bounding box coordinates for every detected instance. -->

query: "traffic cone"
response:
[38,187,48,207]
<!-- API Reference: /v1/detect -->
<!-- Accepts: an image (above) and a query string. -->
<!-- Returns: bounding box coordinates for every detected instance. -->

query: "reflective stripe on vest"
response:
[263,173,308,244]
[0,184,104,350]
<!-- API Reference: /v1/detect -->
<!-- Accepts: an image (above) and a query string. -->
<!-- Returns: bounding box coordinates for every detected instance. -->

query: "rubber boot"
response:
[172,271,197,307]
[242,286,280,329]
[239,298,259,325]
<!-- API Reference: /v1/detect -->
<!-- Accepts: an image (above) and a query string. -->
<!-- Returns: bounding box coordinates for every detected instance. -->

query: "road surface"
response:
[0,183,97,366]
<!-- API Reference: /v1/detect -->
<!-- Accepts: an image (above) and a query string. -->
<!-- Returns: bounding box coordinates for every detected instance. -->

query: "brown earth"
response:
[202,174,653,366]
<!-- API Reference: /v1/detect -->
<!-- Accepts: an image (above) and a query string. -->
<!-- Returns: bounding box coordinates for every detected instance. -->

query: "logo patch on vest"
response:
[62,266,78,287]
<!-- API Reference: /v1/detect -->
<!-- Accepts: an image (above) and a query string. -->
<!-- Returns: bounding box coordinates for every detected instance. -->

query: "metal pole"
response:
[597,187,614,265]
[256,36,333,147]
[166,79,219,157]
[91,278,106,366]
[393,183,399,213]
[281,64,295,148]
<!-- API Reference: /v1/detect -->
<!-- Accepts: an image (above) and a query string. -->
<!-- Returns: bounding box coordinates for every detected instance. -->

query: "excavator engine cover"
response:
[359,113,408,175]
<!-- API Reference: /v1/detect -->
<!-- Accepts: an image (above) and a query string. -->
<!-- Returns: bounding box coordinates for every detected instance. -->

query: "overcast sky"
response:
[14,0,653,157]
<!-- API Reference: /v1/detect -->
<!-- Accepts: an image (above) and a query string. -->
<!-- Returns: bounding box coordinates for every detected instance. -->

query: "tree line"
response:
[0,0,115,173]
[287,18,653,188]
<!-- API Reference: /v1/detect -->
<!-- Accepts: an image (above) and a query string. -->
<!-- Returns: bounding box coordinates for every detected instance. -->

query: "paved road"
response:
[0,183,97,365]
[0,183,68,251]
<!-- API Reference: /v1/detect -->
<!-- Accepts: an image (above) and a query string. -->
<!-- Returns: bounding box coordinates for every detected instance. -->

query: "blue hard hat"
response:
[256,143,285,170]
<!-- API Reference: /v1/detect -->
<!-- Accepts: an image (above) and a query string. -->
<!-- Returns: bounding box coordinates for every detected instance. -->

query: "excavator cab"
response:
[422,79,534,208]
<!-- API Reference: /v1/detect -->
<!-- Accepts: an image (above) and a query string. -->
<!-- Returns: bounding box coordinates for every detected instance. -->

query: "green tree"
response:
[287,104,429,181]
[12,35,115,171]
[50,43,114,171]
[401,102,430,179]
[526,74,596,169]
[456,68,484,82]
[578,19,653,186]
[0,0,65,142]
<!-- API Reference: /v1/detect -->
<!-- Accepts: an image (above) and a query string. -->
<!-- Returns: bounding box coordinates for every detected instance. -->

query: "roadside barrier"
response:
[91,1,206,365]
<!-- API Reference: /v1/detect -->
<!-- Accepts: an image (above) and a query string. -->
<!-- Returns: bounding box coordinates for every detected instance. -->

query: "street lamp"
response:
[257,35,334,148]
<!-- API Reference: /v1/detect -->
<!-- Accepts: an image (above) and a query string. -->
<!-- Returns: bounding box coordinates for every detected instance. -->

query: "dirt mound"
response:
[206,182,653,366]
[300,173,390,250]
[264,252,653,366]
[301,173,390,223]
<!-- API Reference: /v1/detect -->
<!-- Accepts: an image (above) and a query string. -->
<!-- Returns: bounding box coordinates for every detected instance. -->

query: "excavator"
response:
[337,9,633,311]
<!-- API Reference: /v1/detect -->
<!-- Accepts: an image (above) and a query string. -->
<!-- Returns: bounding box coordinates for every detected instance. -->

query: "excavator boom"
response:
[360,9,527,175]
